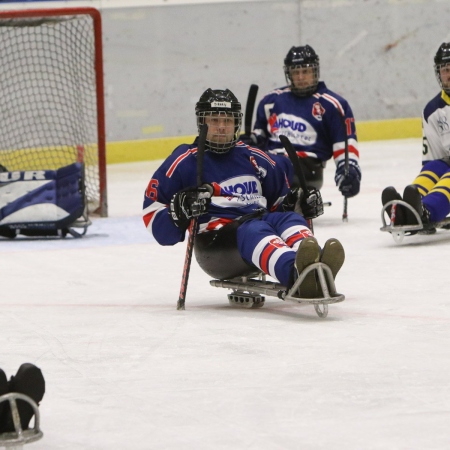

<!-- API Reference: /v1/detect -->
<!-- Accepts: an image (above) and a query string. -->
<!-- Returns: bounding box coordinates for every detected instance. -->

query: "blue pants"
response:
[237,211,312,286]
[413,160,450,222]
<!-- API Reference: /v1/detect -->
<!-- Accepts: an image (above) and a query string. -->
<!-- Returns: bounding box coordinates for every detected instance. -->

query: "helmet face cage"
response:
[195,88,243,153]
[284,63,320,97]
[284,45,320,97]
[434,43,450,94]
[196,111,242,153]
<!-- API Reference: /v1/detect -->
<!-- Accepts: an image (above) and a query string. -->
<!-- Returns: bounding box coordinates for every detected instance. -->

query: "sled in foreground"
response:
[0,393,43,448]
[210,262,345,318]
[380,199,450,243]
[195,229,345,319]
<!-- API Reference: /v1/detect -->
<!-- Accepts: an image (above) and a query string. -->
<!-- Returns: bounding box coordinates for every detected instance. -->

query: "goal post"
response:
[0,7,107,217]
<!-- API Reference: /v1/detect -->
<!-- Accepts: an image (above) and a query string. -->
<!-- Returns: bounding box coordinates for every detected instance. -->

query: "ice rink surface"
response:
[1,138,449,449]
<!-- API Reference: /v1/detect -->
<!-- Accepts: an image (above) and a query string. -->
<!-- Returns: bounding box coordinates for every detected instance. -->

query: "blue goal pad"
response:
[0,162,90,238]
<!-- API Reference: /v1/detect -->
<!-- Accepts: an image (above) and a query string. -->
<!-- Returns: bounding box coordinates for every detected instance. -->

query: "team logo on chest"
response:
[219,175,262,196]
[269,112,317,145]
[269,113,309,133]
[312,102,325,121]
[268,113,279,133]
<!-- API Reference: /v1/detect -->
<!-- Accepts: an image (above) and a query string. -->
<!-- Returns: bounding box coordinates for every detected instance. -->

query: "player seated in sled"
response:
[142,88,345,310]
[381,43,450,239]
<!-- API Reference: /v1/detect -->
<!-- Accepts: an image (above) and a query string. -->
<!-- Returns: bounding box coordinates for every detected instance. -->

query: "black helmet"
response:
[283,45,320,97]
[434,42,450,94]
[195,88,243,153]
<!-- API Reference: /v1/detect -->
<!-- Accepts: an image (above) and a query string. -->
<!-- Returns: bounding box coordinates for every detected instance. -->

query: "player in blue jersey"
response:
[382,42,450,227]
[240,45,361,198]
[0,363,45,434]
[143,88,345,298]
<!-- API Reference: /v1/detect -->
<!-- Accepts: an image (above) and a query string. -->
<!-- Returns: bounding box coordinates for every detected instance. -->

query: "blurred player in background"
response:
[382,42,450,227]
[240,44,361,199]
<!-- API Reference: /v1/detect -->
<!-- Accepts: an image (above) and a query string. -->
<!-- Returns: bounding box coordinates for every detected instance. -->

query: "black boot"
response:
[403,185,431,227]
[382,186,405,225]
[0,363,45,433]
[0,369,8,427]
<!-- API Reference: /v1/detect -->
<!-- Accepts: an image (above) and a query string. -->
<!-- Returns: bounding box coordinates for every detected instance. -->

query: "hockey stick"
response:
[244,84,259,136]
[177,123,208,310]
[279,134,314,233]
[339,114,350,222]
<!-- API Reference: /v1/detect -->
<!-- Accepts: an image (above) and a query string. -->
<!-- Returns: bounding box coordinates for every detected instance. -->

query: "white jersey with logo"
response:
[422,90,450,161]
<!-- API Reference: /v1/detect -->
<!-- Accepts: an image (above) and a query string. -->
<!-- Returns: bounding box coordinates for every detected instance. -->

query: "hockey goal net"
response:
[0,7,107,217]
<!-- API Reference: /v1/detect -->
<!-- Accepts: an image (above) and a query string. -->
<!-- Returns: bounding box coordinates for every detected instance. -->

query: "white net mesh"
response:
[0,11,106,215]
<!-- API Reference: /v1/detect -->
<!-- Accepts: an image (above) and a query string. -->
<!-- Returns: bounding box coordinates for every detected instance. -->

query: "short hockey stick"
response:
[279,134,314,233]
[177,123,208,310]
[244,84,258,136]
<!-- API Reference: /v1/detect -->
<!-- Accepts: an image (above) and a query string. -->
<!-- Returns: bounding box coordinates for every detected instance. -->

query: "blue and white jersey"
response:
[422,90,450,162]
[253,81,360,170]
[143,139,292,246]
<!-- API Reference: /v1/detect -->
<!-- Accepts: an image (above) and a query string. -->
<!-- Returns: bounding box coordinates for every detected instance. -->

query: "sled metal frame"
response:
[0,393,43,449]
[210,262,345,318]
[65,211,92,238]
[380,200,450,243]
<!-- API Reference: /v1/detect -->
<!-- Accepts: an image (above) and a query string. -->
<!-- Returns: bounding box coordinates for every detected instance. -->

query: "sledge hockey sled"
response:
[0,393,43,448]
[380,199,450,243]
[194,223,345,318]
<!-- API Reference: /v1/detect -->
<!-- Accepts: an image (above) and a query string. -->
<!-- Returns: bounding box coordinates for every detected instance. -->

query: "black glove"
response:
[282,187,324,219]
[282,187,300,212]
[335,160,361,198]
[300,187,324,219]
[169,186,212,230]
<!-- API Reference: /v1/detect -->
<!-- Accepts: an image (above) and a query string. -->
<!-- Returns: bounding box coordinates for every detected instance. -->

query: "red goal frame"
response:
[0,7,107,217]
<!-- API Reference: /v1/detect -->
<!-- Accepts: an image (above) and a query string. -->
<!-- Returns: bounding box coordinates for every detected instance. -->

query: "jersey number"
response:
[145,179,159,200]
[345,118,354,136]
[422,137,428,156]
